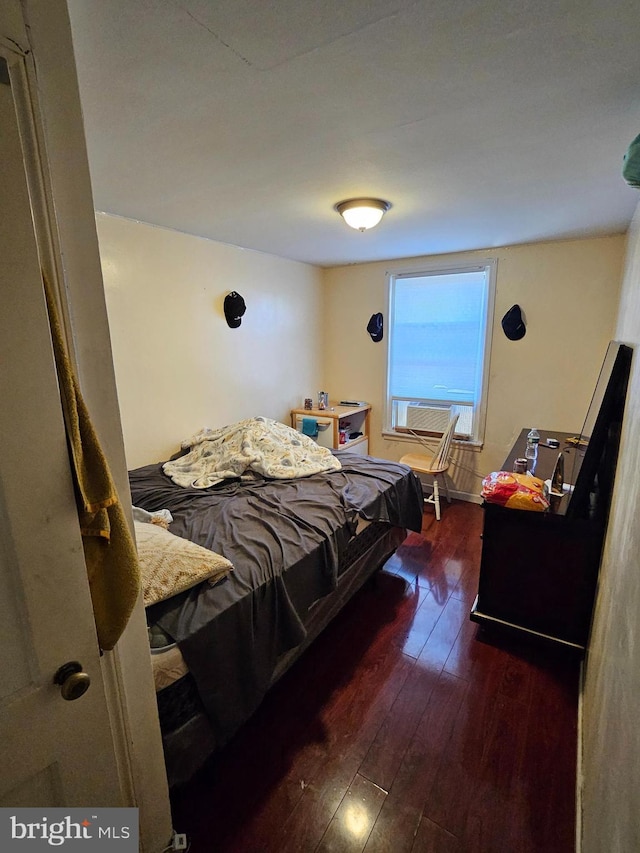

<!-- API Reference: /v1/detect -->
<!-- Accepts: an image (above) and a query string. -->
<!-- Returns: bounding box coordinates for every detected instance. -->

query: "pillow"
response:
[134,521,233,606]
[132,505,173,528]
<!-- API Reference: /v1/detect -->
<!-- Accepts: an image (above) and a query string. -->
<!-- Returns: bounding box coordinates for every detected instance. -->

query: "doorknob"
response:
[53,661,91,701]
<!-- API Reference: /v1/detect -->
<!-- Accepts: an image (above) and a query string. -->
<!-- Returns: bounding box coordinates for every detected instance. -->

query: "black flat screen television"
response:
[566,341,632,520]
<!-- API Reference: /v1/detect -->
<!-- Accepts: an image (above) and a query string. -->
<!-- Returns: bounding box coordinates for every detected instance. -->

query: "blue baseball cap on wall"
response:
[501,304,526,341]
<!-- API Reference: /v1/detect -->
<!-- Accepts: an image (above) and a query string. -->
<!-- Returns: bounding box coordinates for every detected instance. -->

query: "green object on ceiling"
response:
[622,132,640,188]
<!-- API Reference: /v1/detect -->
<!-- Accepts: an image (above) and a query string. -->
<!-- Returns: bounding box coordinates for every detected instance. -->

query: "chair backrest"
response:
[429,413,459,472]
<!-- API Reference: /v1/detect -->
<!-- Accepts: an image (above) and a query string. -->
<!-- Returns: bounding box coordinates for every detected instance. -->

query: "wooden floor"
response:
[171,501,579,852]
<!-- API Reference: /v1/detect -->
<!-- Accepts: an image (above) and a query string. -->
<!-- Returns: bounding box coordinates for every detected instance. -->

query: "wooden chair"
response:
[400,414,459,521]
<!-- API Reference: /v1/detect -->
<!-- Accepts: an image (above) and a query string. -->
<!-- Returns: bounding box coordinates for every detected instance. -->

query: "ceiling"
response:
[67,0,640,268]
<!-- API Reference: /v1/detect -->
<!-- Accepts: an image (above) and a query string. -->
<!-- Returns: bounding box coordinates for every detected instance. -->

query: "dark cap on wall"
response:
[224,291,246,328]
[501,304,526,341]
[367,312,384,342]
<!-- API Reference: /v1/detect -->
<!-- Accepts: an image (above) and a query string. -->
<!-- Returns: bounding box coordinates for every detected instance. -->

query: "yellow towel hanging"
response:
[43,273,140,651]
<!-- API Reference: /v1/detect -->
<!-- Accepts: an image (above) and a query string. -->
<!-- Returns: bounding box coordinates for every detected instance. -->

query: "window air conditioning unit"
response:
[406,404,474,437]
[406,404,452,433]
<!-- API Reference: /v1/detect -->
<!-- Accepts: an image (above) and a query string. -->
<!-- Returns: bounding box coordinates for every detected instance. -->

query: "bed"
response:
[129,419,424,786]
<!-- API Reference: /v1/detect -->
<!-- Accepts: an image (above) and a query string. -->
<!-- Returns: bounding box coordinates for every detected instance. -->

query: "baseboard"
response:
[451,489,483,505]
[419,485,483,505]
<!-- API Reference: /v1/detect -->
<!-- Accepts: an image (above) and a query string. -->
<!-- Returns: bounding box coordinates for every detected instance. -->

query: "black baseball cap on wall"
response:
[367,312,384,342]
[224,291,246,328]
[501,304,526,341]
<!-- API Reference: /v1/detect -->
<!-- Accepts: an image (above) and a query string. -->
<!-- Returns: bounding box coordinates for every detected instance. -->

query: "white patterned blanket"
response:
[163,417,342,488]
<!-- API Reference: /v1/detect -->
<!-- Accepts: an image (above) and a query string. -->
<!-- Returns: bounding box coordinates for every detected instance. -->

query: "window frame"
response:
[383,258,497,447]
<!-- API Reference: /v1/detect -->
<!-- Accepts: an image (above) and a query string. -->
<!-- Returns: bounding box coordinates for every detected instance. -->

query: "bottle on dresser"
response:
[525,427,540,460]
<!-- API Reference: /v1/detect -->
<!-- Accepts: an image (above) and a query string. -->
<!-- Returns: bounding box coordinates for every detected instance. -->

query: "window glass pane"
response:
[386,262,495,442]
[389,270,487,405]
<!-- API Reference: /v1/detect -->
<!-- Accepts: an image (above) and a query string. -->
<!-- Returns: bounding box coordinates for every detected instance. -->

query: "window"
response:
[385,260,496,444]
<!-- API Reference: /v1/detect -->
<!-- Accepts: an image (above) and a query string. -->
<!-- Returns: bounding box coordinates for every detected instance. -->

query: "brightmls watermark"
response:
[0,809,138,850]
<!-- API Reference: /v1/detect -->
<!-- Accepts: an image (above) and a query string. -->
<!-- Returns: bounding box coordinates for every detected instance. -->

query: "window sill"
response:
[382,430,484,451]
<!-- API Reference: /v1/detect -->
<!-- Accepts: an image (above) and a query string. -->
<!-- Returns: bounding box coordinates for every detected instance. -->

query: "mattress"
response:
[153,521,407,787]
[148,516,375,693]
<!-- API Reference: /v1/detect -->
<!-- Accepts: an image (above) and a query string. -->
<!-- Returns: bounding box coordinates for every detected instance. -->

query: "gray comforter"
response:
[129,450,423,747]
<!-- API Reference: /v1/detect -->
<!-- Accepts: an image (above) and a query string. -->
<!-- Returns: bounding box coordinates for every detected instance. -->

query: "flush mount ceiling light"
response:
[335,198,391,231]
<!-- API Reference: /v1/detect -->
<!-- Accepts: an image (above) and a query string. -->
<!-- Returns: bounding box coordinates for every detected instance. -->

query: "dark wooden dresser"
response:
[470,342,632,653]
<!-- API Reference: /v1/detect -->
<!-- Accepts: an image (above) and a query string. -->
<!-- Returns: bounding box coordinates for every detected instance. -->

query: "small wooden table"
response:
[291,402,371,453]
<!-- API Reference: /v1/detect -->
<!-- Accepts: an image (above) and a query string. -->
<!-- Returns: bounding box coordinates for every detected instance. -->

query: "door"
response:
[0,36,123,806]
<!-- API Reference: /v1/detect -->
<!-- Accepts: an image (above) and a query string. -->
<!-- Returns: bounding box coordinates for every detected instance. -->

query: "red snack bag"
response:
[481,471,549,512]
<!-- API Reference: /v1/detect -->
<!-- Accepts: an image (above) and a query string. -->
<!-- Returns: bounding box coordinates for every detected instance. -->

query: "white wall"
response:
[582,204,640,852]
[97,213,324,468]
[322,235,625,497]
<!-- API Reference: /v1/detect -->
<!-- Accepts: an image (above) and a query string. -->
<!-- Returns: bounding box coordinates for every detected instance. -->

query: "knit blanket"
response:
[163,417,342,488]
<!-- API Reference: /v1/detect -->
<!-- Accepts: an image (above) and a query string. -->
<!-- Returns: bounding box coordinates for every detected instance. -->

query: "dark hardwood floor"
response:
[171,501,579,852]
